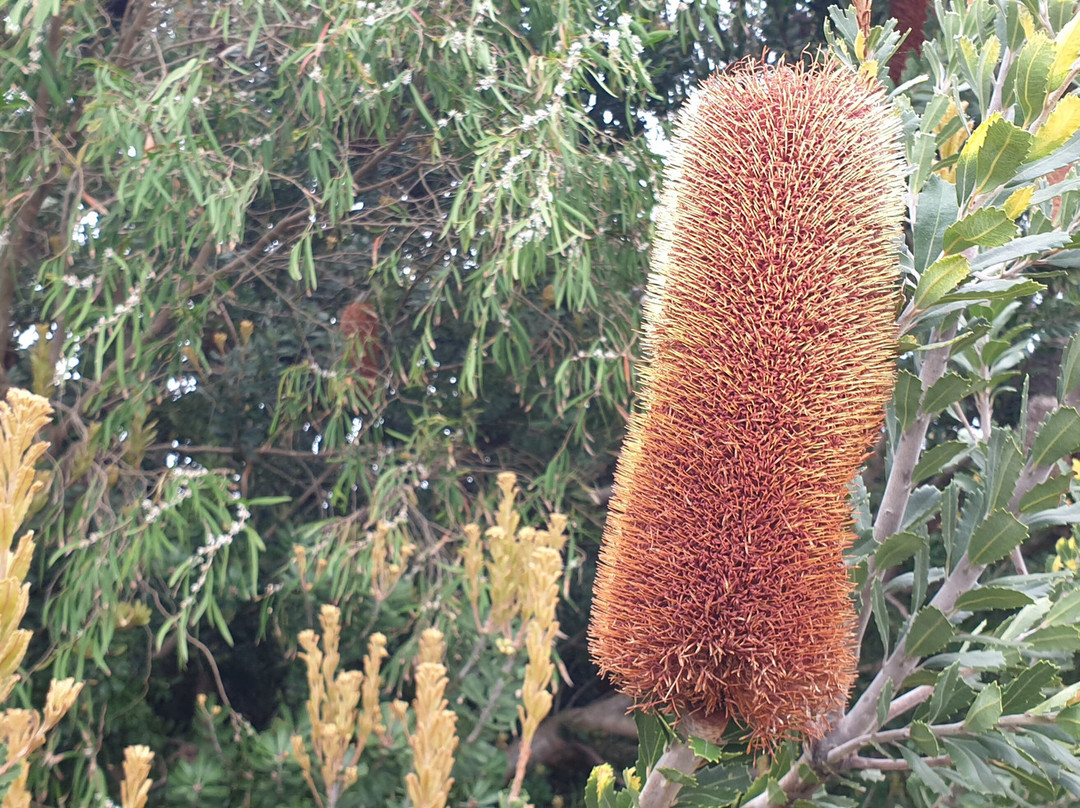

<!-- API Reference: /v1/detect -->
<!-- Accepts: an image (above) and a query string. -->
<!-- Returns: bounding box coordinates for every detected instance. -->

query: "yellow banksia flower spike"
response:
[404,629,458,808]
[291,604,387,807]
[0,390,83,805]
[589,63,905,748]
[120,744,155,808]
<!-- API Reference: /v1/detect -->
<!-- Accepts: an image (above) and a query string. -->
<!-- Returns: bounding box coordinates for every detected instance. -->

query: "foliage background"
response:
[2,0,1080,806]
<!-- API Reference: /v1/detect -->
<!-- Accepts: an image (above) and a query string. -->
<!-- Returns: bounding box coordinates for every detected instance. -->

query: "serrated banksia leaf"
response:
[589,63,905,748]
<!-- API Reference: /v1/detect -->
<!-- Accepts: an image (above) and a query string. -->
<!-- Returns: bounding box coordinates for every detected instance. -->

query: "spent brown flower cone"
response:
[588,62,905,749]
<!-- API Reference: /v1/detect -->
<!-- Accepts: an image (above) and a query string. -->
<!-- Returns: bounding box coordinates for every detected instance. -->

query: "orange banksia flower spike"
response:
[588,62,905,749]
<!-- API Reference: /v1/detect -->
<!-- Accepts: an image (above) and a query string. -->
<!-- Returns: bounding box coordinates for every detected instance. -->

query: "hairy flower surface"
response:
[589,63,905,747]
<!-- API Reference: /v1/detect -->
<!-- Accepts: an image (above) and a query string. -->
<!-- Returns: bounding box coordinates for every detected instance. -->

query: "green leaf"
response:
[906,607,955,658]
[1006,31,1055,125]
[924,662,961,724]
[877,677,895,728]
[1042,587,1080,627]
[1050,13,1080,89]
[688,736,734,763]
[875,531,928,570]
[955,115,1033,201]
[938,278,1045,303]
[872,578,890,657]
[656,768,697,787]
[912,255,971,310]
[985,429,1024,512]
[1058,330,1080,401]
[965,682,1003,731]
[954,586,1035,611]
[1027,624,1080,651]
[635,711,674,784]
[892,370,922,432]
[941,737,1005,793]
[1017,473,1071,512]
[913,441,970,484]
[921,372,974,415]
[968,510,1028,566]
[943,208,1020,254]
[913,175,959,273]
[899,746,950,796]
[584,764,618,808]
[1056,703,1080,740]
[1031,93,1080,159]
[1028,407,1080,468]
[909,720,941,755]
[1001,660,1061,714]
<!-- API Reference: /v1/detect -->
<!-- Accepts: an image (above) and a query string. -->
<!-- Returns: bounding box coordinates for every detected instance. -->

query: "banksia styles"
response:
[589,63,904,748]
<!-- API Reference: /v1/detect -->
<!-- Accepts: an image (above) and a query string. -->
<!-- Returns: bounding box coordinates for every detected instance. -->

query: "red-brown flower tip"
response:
[588,62,905,749]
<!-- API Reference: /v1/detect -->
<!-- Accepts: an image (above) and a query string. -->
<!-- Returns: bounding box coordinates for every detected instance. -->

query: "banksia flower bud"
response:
[589,63,905,748]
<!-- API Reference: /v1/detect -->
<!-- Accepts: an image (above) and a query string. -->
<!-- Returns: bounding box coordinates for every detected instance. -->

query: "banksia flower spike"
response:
[120,745,155,808]
[589,63,905,748]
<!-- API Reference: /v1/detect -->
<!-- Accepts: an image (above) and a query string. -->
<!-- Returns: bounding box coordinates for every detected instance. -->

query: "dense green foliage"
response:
[2,0,1080,806]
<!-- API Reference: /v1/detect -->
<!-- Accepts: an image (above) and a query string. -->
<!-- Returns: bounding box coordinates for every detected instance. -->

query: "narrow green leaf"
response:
[877,677,895,728]
[1056,703,1080,740]
[635,711,674,783]
[906,607,955,658]
[1028,407,1080,469]
[875,531,928,570]
[912,255,971,310]
[954,586,1034,611]
[1058,331,1080,401]
[585,764,619,808]
[968,510,1028,566]
[872,578,890,657]
[1001,660,1061,714]
[1005,31,1054,125]
[913,441,970,484]
[1042,587,1080,627]
[925,662,961,723]
[965,682,1003,731]
[892,370,922,432]
[913,175,959,273]
[943,208,1020,254]
[1027,624,1080,651]
[1017,473,1071,512]
[909,720,941,755]
[985,429,1024,512]
[955,115,1033,201]
[900,745,951,795]
[921,372,974,415]
[656,768,697,787]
